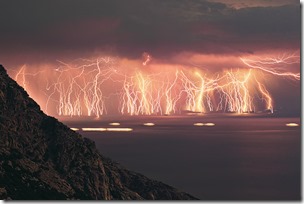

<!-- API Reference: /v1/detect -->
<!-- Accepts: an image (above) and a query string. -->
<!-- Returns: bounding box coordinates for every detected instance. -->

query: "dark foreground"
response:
[0,65,196,200]
[65,116,301,200]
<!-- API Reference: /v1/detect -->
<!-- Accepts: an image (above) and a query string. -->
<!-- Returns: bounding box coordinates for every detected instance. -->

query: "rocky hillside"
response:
[0,65,197,200]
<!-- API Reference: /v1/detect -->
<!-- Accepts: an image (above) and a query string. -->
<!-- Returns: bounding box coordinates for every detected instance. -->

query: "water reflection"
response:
[82,128,107,131]
[286,123,299,127]
[193,123,204,126]
[70,128,79,131]
[143,122,155,126]
[81,127,133,132]
[205,123,215,126]
[109,122,121,126]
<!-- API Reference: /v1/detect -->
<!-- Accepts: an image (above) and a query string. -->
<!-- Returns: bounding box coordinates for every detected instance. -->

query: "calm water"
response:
[64,116,301,200]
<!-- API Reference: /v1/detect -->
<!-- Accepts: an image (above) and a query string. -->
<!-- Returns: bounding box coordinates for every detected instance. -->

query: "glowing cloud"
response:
[10,52,300,118]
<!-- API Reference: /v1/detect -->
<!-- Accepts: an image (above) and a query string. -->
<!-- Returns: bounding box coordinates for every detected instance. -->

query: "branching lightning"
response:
[240,52,300,80]
[11,52,300,117]
[44,57,116,117]
[142,52,152,66]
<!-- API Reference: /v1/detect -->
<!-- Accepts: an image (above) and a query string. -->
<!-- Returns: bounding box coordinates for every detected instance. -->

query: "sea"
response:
[63,115,301,200]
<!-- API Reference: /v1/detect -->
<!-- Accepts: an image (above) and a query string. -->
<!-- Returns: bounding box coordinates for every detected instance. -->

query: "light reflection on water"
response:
[80,127,133,132]
[106,128,133,132]
[109,122,121,126]
[285,123,299,127]
[65,116,301,200]
[143,122,155,126]
[70,127,79,131]
[82,127,107,131]
[205,122,215,126]
[193,122,204,126]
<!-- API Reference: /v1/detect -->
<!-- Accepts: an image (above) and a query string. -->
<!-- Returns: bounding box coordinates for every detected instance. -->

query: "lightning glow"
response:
[142,52,152,66]
[10,52,300,118]
[15,65,27,91]
[240,52,300,80]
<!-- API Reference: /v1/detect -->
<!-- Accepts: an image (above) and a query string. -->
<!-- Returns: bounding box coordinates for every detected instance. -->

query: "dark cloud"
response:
[0,1,299,115]
[208,0,299,9]
[0,0,300,63]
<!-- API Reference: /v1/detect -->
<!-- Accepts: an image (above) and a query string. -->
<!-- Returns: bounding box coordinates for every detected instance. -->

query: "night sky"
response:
[0,0,301,115]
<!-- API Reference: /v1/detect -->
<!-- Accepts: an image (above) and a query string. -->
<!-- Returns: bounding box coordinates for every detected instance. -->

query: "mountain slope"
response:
[0,65,197,200]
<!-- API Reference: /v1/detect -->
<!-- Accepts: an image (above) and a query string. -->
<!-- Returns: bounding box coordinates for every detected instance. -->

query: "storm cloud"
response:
[0,0,300,64]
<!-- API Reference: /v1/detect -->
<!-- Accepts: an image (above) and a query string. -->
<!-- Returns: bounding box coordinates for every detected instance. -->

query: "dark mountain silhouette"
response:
[0,65,197,200]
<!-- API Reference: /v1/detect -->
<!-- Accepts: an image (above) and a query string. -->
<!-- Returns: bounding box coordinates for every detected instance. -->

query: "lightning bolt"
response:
[240,52,300,80]
[11,52,299,117]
